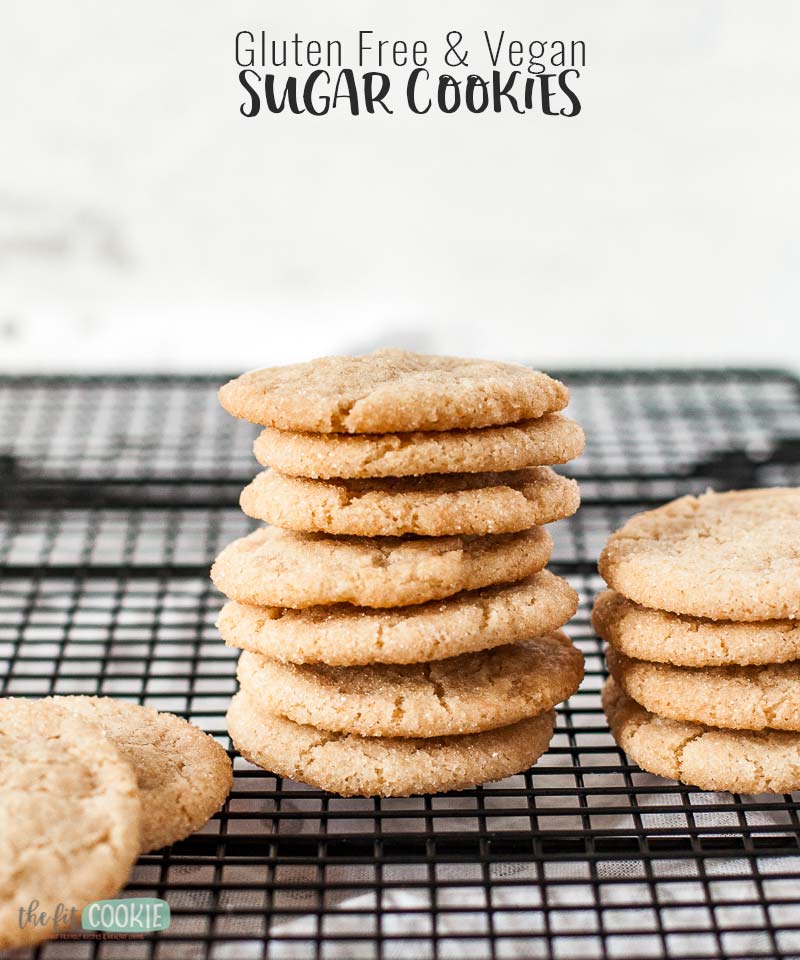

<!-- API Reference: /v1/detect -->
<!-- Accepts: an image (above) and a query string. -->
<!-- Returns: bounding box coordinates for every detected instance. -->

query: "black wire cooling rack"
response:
[2,369,800,960]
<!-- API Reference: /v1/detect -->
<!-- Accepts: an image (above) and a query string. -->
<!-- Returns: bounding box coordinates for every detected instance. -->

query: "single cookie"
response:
[218,571,578,666]
[237,631,583,738]
[253,414,585,480]
[49,697,233,852]
[603,678,800,794]
[593,589,800,667]
[227,689,555,797]
[240,467,579,537]
[606,648,800,732]
[0,698,140,950]
[598,488,800,621]
[219,349,568,433]
[211,525,552,609]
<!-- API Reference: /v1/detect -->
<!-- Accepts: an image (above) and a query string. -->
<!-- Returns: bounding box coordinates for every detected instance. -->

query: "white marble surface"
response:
[1,0,798,370]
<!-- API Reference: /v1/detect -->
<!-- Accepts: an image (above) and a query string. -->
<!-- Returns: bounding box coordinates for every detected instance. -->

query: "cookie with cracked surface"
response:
[598,488,800,621]
[253,414,584,479]
[0,698,140,950]
[211,525,552,609]
[219,348,569,433]
[606,648,800,732]
[218,571,578,666]
[240,467,579,536]
[227,689,556,797]
[603,678,800,794]
[236,631,583,737]
[593,589,800,667]
[49,696,233,852]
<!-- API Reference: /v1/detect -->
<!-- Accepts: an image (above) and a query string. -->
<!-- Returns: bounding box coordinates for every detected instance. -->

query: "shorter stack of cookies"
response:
[595,488,800,795]
[213,349,586,797]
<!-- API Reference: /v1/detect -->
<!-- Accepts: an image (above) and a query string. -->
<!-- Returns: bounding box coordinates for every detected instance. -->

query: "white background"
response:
[1,0,798,371]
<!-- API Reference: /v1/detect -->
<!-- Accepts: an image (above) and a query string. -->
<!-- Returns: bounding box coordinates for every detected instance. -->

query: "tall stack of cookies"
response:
[212,349,586,797]
[595,488,800,795]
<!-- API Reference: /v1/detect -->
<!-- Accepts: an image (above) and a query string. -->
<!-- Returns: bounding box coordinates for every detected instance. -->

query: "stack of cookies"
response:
[212,349,586,797]
[595,488,800,795]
